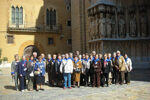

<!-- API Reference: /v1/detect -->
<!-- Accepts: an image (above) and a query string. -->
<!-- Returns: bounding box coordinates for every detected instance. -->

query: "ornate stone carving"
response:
[89,19,93,40]
[99,13,106,38]
[106,13,112,38]
[129,14,137,37]
[140,14,147,37]
[118,15,125,38]
[111,14,116,38]
[95,15,99,38]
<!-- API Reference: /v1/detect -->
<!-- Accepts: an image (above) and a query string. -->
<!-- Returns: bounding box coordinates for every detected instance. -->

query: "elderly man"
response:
[19,56,27,92]
[11,54,20,91]
[115,50,126,85]
[112,52,117,84]
[46,54,52,86]
[33,52,38,62]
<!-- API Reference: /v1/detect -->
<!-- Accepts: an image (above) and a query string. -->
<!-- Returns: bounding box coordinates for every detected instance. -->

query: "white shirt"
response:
[60,59,73,73]
[125,58,132,72]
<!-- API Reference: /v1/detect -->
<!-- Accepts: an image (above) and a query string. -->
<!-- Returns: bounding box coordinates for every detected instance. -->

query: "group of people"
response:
[11,50,132,92]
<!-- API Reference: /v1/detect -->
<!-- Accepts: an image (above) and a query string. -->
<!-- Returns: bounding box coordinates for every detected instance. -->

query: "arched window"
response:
[53,10,56,26]
[11,6,24,25]
[16,7,19,25]
[11,6,15,24]
[46,8,56,26]
[49,9,53,26]
[19,7,23,24]
[46,9,50,26]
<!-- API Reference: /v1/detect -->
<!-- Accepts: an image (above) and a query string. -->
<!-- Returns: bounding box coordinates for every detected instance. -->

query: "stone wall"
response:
[0,0,71,62]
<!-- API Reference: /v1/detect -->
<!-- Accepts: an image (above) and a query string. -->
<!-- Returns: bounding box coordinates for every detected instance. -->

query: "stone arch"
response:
[18,40,45,57]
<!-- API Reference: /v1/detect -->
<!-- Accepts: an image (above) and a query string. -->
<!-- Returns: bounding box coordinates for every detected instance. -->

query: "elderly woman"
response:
[73,55,82,88]
[82,54,91,86]
[92,54,102,88]
[34,56,45,91]
[124,54,132,84]
[102,54,111,87]
[27,56,35,91]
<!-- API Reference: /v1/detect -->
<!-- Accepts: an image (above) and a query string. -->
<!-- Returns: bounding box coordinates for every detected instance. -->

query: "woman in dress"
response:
[34,56,45,91]
[73,55,82,88]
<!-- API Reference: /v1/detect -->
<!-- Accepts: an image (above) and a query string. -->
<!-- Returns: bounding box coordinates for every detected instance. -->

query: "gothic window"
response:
[11,6,23,25]
[46,9,50,26]
[19,7,23,24]
[16,7,19,25]
[46,9,56,26]
[11,6,15,24]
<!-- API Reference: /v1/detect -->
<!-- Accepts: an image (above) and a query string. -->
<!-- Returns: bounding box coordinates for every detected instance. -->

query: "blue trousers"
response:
[63,73,71,88]
[19,76,26,90]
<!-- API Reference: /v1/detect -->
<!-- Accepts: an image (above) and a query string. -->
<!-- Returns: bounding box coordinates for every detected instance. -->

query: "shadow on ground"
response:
[4,85,16,90]
[131,68,150,82]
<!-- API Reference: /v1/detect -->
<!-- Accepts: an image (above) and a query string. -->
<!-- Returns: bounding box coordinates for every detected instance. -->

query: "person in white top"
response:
[60,53,73,89]
[82,54,91,86]
[124,54,132,84]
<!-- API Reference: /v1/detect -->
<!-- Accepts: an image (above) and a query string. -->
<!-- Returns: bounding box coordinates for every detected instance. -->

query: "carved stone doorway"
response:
[23,45,40,58]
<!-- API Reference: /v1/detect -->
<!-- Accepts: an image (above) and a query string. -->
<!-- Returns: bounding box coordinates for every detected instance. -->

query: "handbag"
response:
[29,71,34,77]
[75,68,81,73]
[34,71,40,75]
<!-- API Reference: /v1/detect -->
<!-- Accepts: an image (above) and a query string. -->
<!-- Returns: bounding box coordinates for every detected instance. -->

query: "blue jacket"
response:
[19,60,27,76]
[34,61,45,76]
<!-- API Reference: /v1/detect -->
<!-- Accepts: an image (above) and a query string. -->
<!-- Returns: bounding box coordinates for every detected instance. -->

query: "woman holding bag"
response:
[73,55,82,88]
[34,56,45,91]
[27,56,35,91]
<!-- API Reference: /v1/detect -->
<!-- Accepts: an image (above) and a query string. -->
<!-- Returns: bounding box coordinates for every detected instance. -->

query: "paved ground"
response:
[0,68,150,100]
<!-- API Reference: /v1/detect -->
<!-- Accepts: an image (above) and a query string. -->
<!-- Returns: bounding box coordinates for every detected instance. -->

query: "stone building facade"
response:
[0,0,150,68]
[71,0,150,68]
[0,0,72,62]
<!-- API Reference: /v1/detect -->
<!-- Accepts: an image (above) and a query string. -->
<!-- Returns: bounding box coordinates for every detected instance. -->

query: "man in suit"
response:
[115,50,126,85]
[92,54,102,87]
[19,56,27,92]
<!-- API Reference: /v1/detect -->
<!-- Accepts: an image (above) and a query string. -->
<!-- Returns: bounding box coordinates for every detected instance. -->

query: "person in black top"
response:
[55,54,63,87]
[102,54,111,87]
[49,54,57,86]
[46,54,52,86]
[92,54,102,87]
[27,56,35,91]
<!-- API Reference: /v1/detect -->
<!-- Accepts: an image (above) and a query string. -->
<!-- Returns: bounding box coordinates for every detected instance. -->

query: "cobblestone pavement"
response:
[0,68,150,100]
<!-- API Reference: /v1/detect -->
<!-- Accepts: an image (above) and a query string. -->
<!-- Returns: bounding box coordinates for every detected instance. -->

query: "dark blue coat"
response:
[34,61,45,76]
[19,60,27,76]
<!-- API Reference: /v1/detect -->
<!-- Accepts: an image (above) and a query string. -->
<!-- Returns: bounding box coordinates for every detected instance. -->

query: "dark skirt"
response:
[35,75,45,85]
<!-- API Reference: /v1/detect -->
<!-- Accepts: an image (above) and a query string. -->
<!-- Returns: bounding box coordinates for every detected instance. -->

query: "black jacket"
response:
[27,61,34,78]
[55,60,62,73]
[102,60,111,73]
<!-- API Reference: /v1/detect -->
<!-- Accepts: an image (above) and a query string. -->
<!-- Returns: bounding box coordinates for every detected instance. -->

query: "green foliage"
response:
[0,59,2,64]
[0,48,2,58]
[3,57,8,61]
